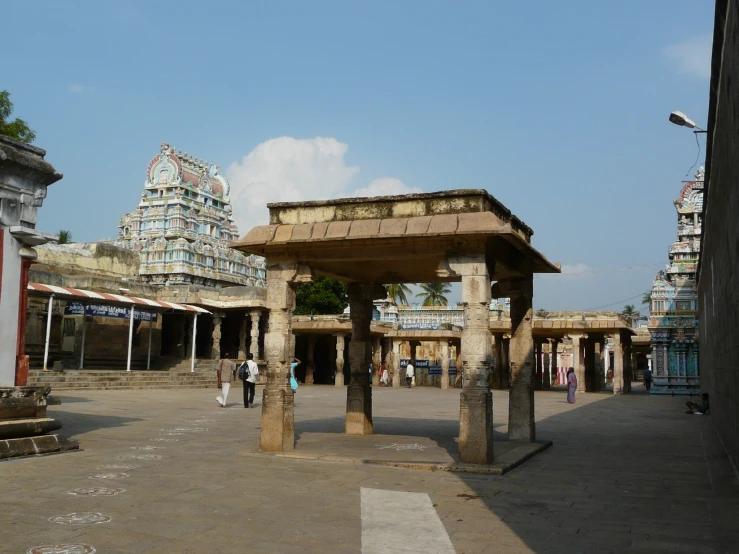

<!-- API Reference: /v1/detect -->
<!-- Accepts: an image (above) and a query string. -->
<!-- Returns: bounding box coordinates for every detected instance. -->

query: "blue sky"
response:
[2,0,714,310]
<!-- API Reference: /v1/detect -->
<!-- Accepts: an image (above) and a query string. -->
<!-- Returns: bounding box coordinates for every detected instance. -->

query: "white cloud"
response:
[227,137,418,234]
[663,35,712,79]
[68,84,94,93]
[352,177,422,198]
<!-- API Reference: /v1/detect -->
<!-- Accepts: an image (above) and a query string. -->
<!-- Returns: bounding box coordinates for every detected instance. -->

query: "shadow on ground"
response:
[46,410,143,438]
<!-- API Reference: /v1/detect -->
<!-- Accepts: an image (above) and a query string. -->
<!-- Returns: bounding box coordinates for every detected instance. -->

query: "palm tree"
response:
[416,283,451,306]
[57,230,72,244]
[385,283,413,305]
[642,291,652,306]
[622,305,638,317]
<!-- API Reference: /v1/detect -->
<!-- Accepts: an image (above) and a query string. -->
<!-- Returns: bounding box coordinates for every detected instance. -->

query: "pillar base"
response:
[259,387,294,452]
[458,388,493,464]
[345,384,373,435]
[335,373,344,387]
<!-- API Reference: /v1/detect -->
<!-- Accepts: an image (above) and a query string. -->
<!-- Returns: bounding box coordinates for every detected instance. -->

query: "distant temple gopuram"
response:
[115,143,266,288]
[648,168,703,395]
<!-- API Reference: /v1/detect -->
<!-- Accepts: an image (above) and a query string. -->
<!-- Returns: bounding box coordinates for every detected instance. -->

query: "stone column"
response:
[508,278,535,442]
[372,336,381,386]
[534,340,543,390]
[441,341,450,390]
[543,339,554,389]
[571,334,586,393]
[455,348,463,388]
[305,336,317,385]
[249,309,261,360]
[584,337,596,392]
[392,339,402,388]
[595,339,606,392]
[238,314,248,360]
[623,336,633,393]
[260,262,297,452]
[346,284,382,436]
[550,339,559,388]
[334,333,346,387]
[492,334,504,389]
[211,315,222,360]
[612,332,624,395]
[501,337,510,389]
[457,257,493,464]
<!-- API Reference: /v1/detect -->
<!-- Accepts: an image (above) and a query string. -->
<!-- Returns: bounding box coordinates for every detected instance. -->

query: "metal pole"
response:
[147,314,153,370]
[127,305,135,372]
[191,313,198,372]
[79,305,87,370]
[43,295,54,371]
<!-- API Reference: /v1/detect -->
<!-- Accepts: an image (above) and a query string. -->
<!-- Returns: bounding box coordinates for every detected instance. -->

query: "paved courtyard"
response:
[2,384,738,553]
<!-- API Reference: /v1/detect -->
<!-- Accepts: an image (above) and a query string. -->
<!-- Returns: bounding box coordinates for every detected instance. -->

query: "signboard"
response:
[428,365,458,376]
[65,302,158,323]
[400,323,442,331]
[400,359,429,368]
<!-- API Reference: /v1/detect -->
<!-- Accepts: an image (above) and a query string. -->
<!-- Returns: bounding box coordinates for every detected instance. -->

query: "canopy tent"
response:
[28,283,210,372]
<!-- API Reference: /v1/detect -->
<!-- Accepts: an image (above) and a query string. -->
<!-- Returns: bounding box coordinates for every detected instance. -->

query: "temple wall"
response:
[35,243,140,279]
[698,0,739,469]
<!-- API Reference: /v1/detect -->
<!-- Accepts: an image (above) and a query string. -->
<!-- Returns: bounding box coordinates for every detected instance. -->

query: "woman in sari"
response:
[566,368,577,404]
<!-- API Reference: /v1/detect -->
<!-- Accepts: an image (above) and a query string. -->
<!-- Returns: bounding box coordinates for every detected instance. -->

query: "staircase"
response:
[27,368,220,391]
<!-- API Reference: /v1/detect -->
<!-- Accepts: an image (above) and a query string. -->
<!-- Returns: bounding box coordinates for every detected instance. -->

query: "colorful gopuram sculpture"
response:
[648,168,703,395]
[115,143,266,288]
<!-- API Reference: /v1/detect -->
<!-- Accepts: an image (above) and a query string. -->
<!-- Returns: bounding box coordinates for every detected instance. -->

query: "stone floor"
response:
[2,384,738,553]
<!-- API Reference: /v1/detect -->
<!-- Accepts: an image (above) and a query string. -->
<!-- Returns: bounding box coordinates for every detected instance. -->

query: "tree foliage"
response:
[0,91,36,144]
[416,282,451,306]
[57,230,72,244]
[385,283,413,305]
[642,291,652,306]
[294,276,348,315]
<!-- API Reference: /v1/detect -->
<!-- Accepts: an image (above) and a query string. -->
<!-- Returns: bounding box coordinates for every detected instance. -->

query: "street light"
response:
[669,111,706,132]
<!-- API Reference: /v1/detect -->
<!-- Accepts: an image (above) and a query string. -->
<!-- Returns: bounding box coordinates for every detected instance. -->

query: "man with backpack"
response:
[239,353,259,408]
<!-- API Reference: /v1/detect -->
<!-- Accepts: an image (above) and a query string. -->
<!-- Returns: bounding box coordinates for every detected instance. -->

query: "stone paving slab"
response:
[1,384,738,553]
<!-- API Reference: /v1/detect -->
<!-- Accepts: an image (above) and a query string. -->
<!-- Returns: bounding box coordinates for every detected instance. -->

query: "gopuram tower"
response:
[115,143,266,288]
[648,168,703,395]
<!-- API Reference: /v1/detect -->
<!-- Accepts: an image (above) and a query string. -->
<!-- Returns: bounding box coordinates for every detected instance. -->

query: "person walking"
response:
[566,367,577,404]
[290,357,301,393]
[216,353,236,408]
[643,367,652,393]
[242,353,259,408]
[380,361,389,386]
[405,362,414,388]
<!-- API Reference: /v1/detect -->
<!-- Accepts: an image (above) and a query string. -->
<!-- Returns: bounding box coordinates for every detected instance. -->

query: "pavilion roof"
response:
[27,282,210,314]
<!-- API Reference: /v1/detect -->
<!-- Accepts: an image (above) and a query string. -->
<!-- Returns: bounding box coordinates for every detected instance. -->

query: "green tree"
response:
[294,276,348,315]
[622,304,638,317]
[385,283,413,305]
[57,230,72,244]
[416,282,451,306]
[0,91,36,143]
[642,291,652,306]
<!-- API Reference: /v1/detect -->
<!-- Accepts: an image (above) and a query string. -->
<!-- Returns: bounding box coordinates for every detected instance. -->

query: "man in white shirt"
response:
[243,353,259,408]
[405,362,414,388]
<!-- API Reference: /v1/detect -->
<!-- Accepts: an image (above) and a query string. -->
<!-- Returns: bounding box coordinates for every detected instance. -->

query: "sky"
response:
[2,0,714,311]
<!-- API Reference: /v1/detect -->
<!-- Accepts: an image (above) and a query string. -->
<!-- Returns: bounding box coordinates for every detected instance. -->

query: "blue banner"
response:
[65,302,158,322]
[400,323,442,330]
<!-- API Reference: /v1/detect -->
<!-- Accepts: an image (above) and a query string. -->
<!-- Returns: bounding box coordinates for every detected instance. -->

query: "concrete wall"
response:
[0,231,21,386]
[697,0,739,468]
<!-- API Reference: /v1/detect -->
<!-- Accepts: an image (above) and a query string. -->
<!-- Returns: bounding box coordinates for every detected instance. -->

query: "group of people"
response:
[216,354,302,408]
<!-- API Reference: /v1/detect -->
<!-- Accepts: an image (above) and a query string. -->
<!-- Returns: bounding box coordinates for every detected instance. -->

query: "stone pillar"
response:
[548,339,559,389]
[441,342,450,390]
[178,316,187,358]
[571,334,585,393]
[543,339,553,389]
[372,336,381,386]
[595,339,606,392]
[584,337,596,392]
[392,339,402,388]
[346,284,382,436]
[455,348,463,388]
[457,257,493,464]
[260,262,297,452]
[534,340,543,390]
[492,334,504,389]
[623,336,632,393]
[306,336,317,385]
[612,332,624,395]
[501,337,510,389]
[508,278,535,442]
[238,314,248,359]
[249,309,261,360]
[211,315,222,360]
[334,333,346,387]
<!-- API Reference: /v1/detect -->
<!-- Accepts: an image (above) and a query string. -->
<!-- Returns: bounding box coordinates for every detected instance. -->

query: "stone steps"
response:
[27,370,225,391]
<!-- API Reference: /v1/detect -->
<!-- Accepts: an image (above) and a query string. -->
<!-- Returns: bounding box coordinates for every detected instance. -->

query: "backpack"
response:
[237,362,248,381]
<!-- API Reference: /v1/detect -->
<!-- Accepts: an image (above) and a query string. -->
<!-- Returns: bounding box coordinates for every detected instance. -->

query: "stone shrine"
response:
[231,189,559,465]
[115,142,266,288]
[648,168,703,395]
